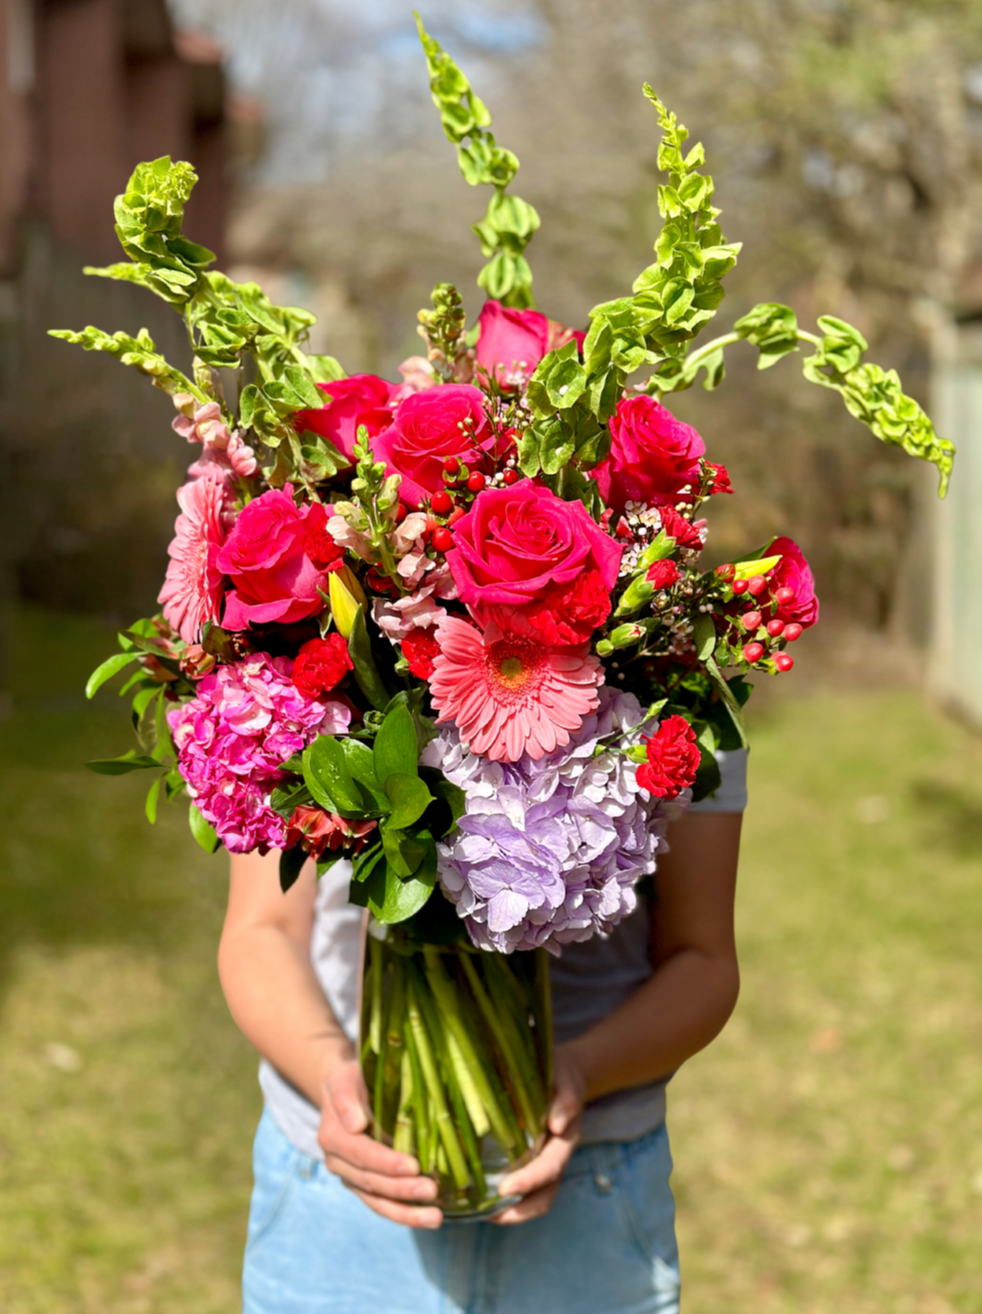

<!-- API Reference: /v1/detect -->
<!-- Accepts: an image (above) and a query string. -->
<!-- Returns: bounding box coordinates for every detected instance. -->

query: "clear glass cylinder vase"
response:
[359,914,552,1221]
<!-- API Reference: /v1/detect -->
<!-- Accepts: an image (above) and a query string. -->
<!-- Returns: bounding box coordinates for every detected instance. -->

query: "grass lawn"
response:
[0,607,980,1312]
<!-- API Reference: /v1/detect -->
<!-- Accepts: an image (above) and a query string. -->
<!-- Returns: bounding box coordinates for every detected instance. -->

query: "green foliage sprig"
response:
[50,156,348,493]
[415,13,540,308]
[641,303,955,495]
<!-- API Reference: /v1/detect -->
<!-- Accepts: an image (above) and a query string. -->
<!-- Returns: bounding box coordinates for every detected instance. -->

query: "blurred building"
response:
[0,0,243,690]
[928,302,982,730]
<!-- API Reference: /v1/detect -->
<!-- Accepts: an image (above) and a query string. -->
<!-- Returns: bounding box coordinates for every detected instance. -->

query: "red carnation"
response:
[636,715,701,800]
[526,570,612,645]
[659,505,704,552]
[706,462,733,495]
[292,633,354,698]
[303,519,345,572]
[646,559,681,590]
[401,627,441,680]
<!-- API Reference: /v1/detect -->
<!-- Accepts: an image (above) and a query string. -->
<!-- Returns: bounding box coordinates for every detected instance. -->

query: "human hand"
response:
[318,1057,443,1229]
[491,1046,586,1225]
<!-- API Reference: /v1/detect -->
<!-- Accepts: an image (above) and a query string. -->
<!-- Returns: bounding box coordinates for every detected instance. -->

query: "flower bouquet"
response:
[56,18,953,1218]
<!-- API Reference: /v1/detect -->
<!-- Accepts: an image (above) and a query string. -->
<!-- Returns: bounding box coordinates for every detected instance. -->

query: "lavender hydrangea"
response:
[421,689,691,953]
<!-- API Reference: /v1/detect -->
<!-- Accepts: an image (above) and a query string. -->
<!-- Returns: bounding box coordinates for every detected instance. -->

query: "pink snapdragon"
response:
[173,394,258,480]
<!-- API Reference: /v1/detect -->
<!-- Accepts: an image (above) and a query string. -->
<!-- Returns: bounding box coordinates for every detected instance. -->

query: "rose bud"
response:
[766,618,785,637]
[741,610,762,631]
[774,653,794,672]
[774,586,796,606]
[715,563,736,582]
[732,579,749,595]
[742,641,765,663]
[747,575,768,597]
[783,622,803,642]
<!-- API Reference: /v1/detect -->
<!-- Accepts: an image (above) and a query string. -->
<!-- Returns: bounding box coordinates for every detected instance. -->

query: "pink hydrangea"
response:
[168,651,351,853]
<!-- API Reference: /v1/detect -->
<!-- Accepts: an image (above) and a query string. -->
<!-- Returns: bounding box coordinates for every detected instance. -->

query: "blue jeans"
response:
[243,1109,680,1314]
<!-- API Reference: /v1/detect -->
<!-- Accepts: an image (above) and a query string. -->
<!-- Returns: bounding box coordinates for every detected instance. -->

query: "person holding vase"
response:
[218,749,745,1314]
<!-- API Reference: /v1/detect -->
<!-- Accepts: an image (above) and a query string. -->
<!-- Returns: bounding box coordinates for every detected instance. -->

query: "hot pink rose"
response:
[475,300,586,385]
[446,478,622,622]
[217,486,331,629]
[592,396,705,513]
[292,374,398,464]
[766,537,819,628]
[374,384,496,508]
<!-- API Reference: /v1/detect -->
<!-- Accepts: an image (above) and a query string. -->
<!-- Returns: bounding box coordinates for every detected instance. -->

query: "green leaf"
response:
[427,777,467,833]
[383,773,434,829]
[84,751,162,775]
[381,826,425,878]
[338,739,390,812]
[373,702,419,785]
[348,607,392,712]
[693,613,718,662]
[704,656,749,750]
[85,651,141,699]
[369,830,438,924]
[691,745,723,803]
[188,804,222,853]
[279,846,308,893]
[352,842,385,885]
[145,776,162,824]
[303,735,370,815]
[269,778,312,820]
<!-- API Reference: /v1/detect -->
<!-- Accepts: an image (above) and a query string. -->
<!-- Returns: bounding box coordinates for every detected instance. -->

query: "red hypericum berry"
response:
[425,514,438,535]
[466,471,486,493]
[774,586,796,606]
[430,489,453,515]
[774,653,794,672]
[743,641,765,664]
[502,467,520,486]
[741,610,763,631]
[715,563,736,582]
[447,506,467,527]
[767,618,785,637]
[443,457,459,475]
[783,622,803,642]
[394,502,408,523]
[732,579,749,595]
[431,527,454,553]
[748,575,768,597]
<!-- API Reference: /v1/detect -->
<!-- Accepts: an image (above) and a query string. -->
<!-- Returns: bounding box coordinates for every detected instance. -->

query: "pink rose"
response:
[766,537,819,628]
[217,486,331,629]
[446,478,622,621]
[592,396,705,513]
[292,374,398,464]
[475,300,586,386]
[374,384,496,509]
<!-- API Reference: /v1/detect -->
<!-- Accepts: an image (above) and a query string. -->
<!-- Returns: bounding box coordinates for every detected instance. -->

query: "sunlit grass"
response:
[0,607,980,1311]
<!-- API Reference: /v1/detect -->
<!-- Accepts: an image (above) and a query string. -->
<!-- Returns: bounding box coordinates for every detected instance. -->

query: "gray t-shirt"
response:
[259,748,748,1154]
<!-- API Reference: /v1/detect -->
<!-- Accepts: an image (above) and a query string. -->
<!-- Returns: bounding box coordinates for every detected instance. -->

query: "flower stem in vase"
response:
[393,1045,416,1156]
[405,977,471,1189]
[460,953,543,1135]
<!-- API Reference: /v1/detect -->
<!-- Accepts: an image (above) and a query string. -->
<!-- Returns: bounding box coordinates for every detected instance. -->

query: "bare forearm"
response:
[218,924,352,1106]
[563,947,739,1104]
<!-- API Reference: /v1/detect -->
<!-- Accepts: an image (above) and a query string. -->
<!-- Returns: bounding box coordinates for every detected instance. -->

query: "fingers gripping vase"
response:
[359,917,552,1220]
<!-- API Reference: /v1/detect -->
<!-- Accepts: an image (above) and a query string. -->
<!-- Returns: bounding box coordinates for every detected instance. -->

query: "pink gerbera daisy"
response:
[158,473,230,643]
[428,616,604,762]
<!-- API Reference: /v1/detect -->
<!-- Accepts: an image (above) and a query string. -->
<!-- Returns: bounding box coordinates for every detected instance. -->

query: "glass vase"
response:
[359,913,552,1221]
